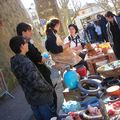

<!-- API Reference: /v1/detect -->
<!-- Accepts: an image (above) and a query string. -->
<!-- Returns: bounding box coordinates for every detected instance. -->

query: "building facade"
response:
[75,3,104,29]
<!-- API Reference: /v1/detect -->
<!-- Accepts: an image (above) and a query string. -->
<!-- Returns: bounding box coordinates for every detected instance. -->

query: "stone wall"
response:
[0,0,43,90]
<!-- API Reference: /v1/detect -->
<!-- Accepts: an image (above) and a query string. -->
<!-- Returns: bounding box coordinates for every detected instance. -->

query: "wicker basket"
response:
[97,61,120,78]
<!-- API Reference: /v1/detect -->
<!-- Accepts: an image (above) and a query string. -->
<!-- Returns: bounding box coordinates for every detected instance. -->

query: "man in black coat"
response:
[105,11,120,59]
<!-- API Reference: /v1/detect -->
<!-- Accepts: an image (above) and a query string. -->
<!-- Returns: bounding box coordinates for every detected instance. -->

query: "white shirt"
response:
[95,25,102,35]
[64,34,81,48]
[30,39,34,44]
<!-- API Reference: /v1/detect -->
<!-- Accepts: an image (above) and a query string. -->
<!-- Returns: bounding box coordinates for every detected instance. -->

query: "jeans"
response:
[31,102,57,120]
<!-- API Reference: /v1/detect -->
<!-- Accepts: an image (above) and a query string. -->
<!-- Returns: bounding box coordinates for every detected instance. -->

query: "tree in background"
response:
[56,0,70,35]
[70,0,81,22]
[56,0,81,35]
[34,0,82,36]
[95,0,120,14]
[111,0,120,14]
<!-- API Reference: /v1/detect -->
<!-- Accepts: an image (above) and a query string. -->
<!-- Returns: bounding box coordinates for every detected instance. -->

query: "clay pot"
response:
[88,49,97,56]
[106,85,120,96]
[86,43,93,50]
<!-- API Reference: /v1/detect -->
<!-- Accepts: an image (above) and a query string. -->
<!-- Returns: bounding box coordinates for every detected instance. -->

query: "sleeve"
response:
[23,60,53,92]
[45,37,63,54]
[64,37,69,44]
[27,43,42,63]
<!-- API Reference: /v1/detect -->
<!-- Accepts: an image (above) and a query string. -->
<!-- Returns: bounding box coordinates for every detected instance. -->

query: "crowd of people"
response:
[81,14,108,43]
[8,11,120,120]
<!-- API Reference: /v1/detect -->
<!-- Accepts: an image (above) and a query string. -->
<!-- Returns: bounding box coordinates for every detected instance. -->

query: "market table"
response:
[85,49,116,75]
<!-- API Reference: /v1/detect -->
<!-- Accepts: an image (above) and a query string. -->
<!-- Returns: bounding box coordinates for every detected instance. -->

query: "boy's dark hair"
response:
[68,24,78,33]
[16,22,32,36]
[9,36,26,54]
[105,11,114,18]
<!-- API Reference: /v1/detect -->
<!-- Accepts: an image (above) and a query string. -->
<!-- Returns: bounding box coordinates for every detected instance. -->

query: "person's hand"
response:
[63,42,70,49]
[38,57,48,64]
[42,57,48,63]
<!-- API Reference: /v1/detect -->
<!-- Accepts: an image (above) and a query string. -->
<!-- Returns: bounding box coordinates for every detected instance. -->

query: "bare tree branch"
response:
[71,0,81,22]
[95,0,120,13]
[57,0,69,8]
[57,0,63,8]
[110,0,118,13]
[95,0,112,11]
[71,0,81,11]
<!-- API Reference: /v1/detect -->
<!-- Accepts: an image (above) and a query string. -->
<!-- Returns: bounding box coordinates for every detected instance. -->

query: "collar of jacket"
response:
[106,16,120,44]
[107,16,120,27]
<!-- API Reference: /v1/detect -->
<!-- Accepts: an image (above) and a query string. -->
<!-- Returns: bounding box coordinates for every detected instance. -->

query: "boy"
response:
[9,36,57,120]
[16,22,57,109]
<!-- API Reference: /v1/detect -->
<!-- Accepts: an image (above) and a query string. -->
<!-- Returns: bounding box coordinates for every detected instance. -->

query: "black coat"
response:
[45,29,63,54]
[26,42,53,86]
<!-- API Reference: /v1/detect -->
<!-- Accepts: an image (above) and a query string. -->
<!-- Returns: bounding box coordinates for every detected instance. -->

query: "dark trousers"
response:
[113,45,120,60]
[102,31,108,42]
[74,52,88,69]
[74,60,88,70]
[31,102,57,120]
[79,52,86,60]
[98,35,103,43]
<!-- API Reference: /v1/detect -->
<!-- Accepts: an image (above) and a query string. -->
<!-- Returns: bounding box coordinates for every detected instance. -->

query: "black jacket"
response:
[45,29,63,54]
[11,54,54,105]
[26,42,53,86]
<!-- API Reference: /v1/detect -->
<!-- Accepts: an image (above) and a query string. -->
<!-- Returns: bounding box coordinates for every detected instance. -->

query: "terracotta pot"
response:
[106,85,120,96]
[86,43,93,50]
[88,49,97,56]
